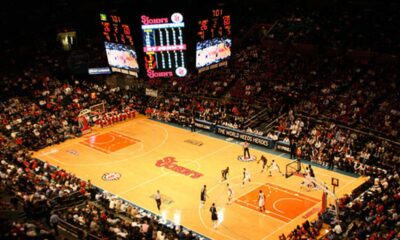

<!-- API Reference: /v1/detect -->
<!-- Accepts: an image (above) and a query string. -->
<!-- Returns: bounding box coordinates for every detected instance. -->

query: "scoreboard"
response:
[196,8,232,72]
[197,9,231,41]
[141,13,187,78]
[100,13,139,76]
[100,13,134,46]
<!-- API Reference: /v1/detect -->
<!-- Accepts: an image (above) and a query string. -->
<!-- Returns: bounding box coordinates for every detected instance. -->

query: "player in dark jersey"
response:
[210,203,218,229]
[154,190,161,210]
[308,164,315,178]
[200,185,208,208]
[221,167,229,181]
[258,155,268,173]
[227,183,233,204]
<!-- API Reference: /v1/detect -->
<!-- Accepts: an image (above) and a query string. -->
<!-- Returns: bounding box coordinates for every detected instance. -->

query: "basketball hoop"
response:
[78,109,91,117]
[308,177,339,218]
[90,102,106,115]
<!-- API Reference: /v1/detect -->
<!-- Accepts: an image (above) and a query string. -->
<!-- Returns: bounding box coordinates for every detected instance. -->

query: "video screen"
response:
[104,42,139,75]
[196,38,232,69]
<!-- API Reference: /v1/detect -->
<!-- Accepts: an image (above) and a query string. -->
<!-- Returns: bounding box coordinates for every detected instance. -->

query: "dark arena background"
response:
[0,0,399,239]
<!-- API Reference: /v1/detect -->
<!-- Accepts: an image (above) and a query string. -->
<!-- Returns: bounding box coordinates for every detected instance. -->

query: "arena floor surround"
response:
[34,115,366,240]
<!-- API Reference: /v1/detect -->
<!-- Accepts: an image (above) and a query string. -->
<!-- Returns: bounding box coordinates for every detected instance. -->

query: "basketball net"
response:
[308,177,339,217]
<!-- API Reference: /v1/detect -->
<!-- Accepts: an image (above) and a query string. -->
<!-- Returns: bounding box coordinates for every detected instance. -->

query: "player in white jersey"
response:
[300,167,313,191]
[241,168,251,187]
[268,160,282,176]
[258,190,265,212]
[227,183,233,204]
[301,165,318,191]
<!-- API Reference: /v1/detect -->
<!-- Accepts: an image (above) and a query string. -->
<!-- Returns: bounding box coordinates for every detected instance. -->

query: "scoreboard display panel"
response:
[196,8,232,72]
[100,13,139,76]
[100,13,134,46]
[141,13,187,78]
[197,9,231,41]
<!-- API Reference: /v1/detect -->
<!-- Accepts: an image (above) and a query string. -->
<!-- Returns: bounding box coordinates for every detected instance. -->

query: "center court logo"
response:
[155,156,203,179]
[102,172,122,181]
[237,155,257,162]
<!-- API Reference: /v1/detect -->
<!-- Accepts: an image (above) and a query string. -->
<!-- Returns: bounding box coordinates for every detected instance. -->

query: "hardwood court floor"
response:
[34,115,366,240]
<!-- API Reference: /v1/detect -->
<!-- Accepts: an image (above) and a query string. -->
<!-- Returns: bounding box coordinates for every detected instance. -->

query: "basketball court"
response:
[34,115,366,239]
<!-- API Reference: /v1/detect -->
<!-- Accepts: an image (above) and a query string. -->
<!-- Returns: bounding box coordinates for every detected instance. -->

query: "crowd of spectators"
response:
[284,166,400,240]
[144,91,257,131]
[266,1,400,53]
[272,113,400,173]
[221,45,400,142]
[60,194,199,240]
[334,172,400,239]
[2,220,54,239]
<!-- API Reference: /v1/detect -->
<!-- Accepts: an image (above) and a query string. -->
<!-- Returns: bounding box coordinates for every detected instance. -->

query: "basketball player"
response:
[210,203,218,229]
[227,183,233,204]
[258,155,268,173]
[154,190,161,210]
[300,167,313,191]
[243,141,251,159]
[268,160,282,176]
[308,164,315,178]
[241,168,251,187]
[221,167,229,182]
[258,190,265,212]
[307,165,317,189]
[200,185,208,208]
[296,158,302,173]
[190,117,196,132]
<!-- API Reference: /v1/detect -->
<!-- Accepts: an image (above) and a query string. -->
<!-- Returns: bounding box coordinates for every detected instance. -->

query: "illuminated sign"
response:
[141,13,187,78]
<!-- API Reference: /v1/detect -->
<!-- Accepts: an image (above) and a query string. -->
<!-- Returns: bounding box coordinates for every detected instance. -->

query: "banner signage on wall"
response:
[193,119,274,148]
[216,126,272,148]
[194,119,214,131]
[275,141,291,153]
[145,88,158,97]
